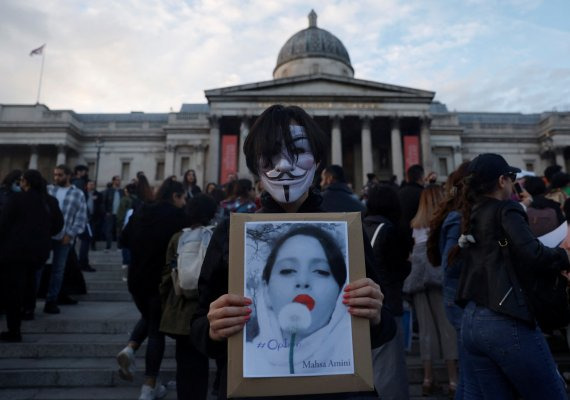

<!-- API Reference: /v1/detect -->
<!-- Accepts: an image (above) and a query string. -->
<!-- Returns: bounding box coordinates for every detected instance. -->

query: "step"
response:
[0,358,177,388]
[77,291,132,302]
[83,271,126,281]
[0,387,180,400]
[0,333,175,359]
[85,280,128,291]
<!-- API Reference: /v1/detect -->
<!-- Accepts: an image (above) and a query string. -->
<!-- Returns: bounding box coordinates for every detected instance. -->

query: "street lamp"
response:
[95,135,104,188]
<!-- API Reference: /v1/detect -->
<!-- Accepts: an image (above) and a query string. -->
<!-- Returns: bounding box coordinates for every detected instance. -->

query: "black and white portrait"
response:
[243,221,354,378]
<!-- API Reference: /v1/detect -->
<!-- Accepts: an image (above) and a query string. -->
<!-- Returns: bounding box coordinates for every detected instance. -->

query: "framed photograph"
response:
[227,212,374,398]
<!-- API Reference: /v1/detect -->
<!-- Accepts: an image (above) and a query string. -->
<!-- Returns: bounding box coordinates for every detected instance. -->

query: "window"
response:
[121,162,131,182]
[438,157,448,177]
[180,156,189,176]
[155,161,165,181]
[525,162,535,172]
[87,162,95,178]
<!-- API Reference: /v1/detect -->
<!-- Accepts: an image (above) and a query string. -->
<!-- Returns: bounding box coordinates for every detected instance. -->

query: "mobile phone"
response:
[514,182,523,195]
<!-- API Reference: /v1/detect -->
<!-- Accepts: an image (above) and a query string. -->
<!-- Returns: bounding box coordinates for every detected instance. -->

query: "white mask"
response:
[259,125,317,203]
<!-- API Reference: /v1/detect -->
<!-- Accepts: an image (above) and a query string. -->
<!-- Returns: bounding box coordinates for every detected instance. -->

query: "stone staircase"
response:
[1,246,568,399]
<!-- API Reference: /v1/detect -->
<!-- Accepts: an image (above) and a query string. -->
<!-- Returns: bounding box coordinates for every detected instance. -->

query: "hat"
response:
[468,153,521,181]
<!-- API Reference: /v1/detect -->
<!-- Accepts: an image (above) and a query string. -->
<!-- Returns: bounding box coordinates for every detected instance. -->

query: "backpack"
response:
[171,226,214,298]
[526,206,559,237]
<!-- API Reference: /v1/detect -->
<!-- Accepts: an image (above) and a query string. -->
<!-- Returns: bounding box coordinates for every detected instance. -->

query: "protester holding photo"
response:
[245,224,352,376]
[191,104,395,399]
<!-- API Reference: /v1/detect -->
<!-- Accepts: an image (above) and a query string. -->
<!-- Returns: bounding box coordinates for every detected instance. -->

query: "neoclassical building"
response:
[1,11,570,190]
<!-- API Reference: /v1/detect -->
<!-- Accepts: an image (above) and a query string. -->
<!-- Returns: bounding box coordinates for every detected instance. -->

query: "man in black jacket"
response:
[191,105,395,400]
[101,175,123,250]
[398,164,424,238]
[320,165,366,214]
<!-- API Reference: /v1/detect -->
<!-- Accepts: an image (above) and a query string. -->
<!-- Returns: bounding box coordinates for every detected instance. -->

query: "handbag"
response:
[497,203,570,331]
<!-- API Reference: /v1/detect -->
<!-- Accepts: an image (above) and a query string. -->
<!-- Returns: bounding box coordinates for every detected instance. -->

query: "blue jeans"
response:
[46,240,72,303]
[443,285,468,400]
[461,301,566,400]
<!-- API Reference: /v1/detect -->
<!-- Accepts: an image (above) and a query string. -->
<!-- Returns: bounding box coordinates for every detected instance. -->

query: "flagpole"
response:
[36,51,45,104]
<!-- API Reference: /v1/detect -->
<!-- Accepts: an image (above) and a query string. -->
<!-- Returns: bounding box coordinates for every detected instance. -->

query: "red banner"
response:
[403,136,420,171]
[220,135,238,184]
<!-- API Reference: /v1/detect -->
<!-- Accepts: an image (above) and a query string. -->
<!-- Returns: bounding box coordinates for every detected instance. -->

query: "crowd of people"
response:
[1,104,570,400]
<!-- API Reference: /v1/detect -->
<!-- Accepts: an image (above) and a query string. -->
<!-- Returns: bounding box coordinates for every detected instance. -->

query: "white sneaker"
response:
[116,346,136,381]
[138,382,167,400]
[121,264,128,282]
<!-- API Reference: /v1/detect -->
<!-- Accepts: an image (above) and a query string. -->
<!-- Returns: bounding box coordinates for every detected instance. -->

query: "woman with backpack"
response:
[116,178,186,400]
[159,194,217,400]
[455,153,570,399]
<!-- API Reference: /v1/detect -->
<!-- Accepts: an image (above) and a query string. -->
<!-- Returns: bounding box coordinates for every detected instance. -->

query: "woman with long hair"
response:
[182,169,201,200]
[116,178,186,400]
[405,185,458,395]
[455,153,570,398]
[0,170,63,341]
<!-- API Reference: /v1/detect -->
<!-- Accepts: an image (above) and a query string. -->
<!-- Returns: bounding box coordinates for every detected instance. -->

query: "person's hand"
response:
[343,278,383,326]
[61,235,71,245]
[208,294,252,341]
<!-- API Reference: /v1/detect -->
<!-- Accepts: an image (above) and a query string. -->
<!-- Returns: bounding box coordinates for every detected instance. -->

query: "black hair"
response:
[125,183,137,195]
[407,164,424,183]
[524,176,547,196]
[55,165,72,176]
[366,184,401,224]
[74,165,88,173]
[550,172,570,189]
[155,177,184,203]
[186,194,217,226]
[1,169,22,186]
[544,165,562,182]
[324,165,346,183]
[235,178,253,199]
[183,169,197,188]
[262,225,346,289]
[208,188,225,204]
[22,169,47,194]
[243,105,327,176]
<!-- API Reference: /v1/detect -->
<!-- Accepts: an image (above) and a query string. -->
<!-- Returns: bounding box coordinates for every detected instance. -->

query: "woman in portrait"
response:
[246,225,350,376]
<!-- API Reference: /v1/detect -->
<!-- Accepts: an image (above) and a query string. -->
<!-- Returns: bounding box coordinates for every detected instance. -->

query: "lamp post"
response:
[95,135,104,188]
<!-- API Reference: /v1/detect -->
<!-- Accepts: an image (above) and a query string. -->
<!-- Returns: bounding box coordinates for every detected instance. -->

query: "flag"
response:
[30,44,45,57]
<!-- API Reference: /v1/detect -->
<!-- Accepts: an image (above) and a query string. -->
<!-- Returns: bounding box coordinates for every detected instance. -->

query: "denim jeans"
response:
[461,301,566,400]
[45,240,72,303]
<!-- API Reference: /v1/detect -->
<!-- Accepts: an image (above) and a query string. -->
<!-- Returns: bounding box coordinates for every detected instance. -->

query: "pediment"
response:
[205,73,434,102]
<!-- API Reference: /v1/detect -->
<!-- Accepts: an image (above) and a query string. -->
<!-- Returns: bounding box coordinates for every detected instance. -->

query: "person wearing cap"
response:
[452,153,570,399]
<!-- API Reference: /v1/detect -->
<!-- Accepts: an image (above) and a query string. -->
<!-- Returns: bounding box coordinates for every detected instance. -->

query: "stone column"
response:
[555,149,565,168]
[390,116,404,183]
[238,116,250,176]
[55,145,66,166]
[164,144,175,178]
[331,116,342,166]
[361,116,373,184]
[29,145,39,169]
[194,144,205,187]
[420,117,432,172]
[207,116,220,183]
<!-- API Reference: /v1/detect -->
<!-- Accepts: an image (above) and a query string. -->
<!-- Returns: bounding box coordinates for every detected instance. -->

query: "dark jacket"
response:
[321,182,366,214]
[363,215,412,316]
[101,187,124,214]
[122,201,185,296]
[190,189,396,400]
[456,198,570,324]
[397,181,423,236]
[185,184,202,200]
[0,190,63,264]
[530,195,565,224]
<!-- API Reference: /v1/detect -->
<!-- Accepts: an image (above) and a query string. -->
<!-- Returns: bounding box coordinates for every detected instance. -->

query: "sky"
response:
[0,0,569,114]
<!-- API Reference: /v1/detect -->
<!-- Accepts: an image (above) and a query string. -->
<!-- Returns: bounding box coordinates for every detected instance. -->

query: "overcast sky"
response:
[1,0,569,114]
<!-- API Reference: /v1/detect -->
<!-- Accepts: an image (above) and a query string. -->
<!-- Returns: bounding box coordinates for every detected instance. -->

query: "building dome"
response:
[273,10,354,79]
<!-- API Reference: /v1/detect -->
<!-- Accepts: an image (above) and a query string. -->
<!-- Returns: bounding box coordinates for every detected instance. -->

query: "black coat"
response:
[190,189,396,400]
[0,190,63,264]
[363,215,412,316]
[101,187,124,214]
[397,181,423,236]
[456,198,570,324]
[321,182,366,214]
[122,201,185,296]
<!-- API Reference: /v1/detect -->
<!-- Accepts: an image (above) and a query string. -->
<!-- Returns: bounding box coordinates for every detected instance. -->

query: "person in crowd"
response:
[545,172,570,207]
[398,164,425,240]
[135,173,154,203]
[182,169,202,200]
[523,176,566,236]
[320,165,366,213]
[544,164,562,188]
[116,178,186,400]
[101,175,123,250]
[71,165,89,192]
[455,153,570,398]
[191,104,395,400]
[43,165,87,314]
[404,185,458,396]
[220,178,256,214]
[78,180,101,272]
[361,173,379,202]
[116,183,142,274]
[160,194,217,400]
[426,161,470,398]
[205,182,217,195]
[0,169,23,217]
[0,170,63,340]
[363,184,412,399]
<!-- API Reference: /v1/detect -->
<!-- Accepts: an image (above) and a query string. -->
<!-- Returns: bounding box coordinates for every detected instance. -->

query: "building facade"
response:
[1,11,570,190]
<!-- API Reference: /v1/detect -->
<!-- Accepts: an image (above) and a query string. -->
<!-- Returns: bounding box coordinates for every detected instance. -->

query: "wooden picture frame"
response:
[227,212,374,398]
